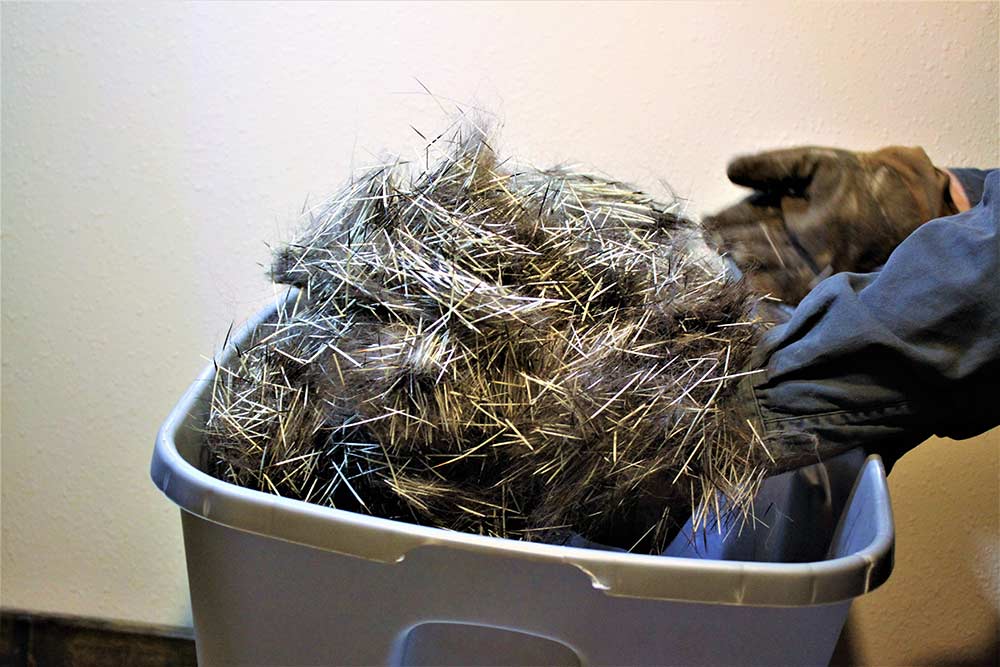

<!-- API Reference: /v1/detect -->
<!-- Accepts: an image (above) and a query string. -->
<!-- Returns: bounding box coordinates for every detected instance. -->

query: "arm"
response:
[945,167,992,210]
[745,171,1000,470]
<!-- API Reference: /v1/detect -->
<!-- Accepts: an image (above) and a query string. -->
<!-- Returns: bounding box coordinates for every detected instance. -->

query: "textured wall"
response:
[2,2,997,663]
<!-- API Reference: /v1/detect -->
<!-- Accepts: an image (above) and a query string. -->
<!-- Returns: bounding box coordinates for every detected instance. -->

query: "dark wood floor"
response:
[0,611,196,667]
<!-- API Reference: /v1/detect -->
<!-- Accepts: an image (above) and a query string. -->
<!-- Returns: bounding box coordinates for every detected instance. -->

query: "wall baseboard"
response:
[0,610,196,667]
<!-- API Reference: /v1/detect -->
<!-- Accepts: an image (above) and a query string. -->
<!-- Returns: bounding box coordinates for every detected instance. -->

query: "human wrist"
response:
[942,168,972,212]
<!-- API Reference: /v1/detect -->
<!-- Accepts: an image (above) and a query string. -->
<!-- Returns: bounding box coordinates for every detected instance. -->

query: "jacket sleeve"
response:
[748,170,1000,470]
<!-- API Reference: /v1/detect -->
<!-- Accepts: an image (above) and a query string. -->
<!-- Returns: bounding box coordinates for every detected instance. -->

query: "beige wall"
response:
[835,432,1000,666]
[2,2,997,663]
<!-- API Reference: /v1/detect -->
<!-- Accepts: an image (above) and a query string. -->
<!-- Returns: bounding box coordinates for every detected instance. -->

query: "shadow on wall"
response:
[831,432,1000,667]
[832,615,1000,667]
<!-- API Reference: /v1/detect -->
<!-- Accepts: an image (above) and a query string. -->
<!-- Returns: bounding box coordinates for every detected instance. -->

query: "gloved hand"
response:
[704,146,959,304]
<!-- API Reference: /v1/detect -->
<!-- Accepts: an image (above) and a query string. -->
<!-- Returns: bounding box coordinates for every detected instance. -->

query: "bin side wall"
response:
[183,514,850,666]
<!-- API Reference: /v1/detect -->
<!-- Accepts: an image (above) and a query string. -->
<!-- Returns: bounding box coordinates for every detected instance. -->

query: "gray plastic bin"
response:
[152,294,894,667]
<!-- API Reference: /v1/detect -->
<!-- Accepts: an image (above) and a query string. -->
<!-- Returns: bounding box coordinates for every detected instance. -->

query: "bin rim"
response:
[152,290,894,607]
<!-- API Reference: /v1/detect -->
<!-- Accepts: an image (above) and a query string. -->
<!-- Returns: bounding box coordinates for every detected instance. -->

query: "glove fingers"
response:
[743,258,818,304]
[704,194,781,228]
[724,228,809,272]
[704,194,819,304]
[704,195,795,267]
[727,147,838,191]
[703,194,783,254]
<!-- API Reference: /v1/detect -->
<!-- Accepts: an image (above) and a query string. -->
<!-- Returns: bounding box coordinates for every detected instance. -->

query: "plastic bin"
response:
[152,294,894,667]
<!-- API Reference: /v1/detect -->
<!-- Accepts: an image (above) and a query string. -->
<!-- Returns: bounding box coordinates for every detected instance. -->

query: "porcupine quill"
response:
[205,118,774,554]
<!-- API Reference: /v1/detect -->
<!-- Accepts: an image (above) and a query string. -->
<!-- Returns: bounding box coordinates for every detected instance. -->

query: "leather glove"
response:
[704,146,958,304]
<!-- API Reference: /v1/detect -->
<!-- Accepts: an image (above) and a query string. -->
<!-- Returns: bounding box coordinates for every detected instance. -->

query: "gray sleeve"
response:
[748,170,1000,470]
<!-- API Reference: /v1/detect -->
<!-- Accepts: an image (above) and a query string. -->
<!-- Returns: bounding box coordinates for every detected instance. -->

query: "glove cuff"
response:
[867,146,958,221]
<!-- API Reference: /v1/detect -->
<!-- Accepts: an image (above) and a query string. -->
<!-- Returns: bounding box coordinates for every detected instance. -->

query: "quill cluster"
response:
[206,122,771,553]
